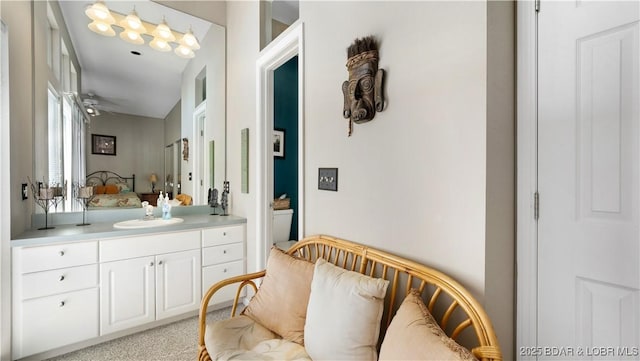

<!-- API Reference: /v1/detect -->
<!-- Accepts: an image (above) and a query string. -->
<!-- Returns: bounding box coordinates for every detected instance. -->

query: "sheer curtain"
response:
[64,93,88,211]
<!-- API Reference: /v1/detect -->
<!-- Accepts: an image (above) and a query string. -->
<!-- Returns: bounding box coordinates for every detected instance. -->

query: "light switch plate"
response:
[318,168,338,191]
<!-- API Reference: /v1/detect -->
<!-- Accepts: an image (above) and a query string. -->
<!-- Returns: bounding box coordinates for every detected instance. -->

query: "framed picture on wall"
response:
[91,134,116,156]
[273,129,285,158]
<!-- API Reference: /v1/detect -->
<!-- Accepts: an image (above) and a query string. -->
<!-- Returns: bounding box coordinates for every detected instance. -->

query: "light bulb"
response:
[179,28,200,50]
[150,37,171,52]
[85,1,115,24]
[174,45,194,58]
[152,18,176,42]
[119,29,144,45]
[88,20,115,37]
[120,8,147,33]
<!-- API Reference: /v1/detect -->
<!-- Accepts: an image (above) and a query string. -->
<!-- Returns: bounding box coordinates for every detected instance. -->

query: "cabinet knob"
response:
[158,260,163,265]
[150,262,154,266]
[59,275,65,282]
[59,251,65,256]
[223,250,227,254]
[223,268,227,273]
[59,301,65,307]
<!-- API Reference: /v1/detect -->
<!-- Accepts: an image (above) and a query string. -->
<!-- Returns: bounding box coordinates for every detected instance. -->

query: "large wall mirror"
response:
[32,0,226,213]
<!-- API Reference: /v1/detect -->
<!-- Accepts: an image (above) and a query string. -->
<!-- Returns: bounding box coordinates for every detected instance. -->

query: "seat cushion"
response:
[204,315,310,361]
[243,247,315,345]
[379,289,477,360]
[304,258,389,361]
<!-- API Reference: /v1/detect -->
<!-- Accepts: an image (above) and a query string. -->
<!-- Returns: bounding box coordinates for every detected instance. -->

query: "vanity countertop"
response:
[12,213,247,247]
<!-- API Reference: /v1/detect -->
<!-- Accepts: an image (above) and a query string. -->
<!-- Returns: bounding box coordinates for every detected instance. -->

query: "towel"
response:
[175,193,192,206]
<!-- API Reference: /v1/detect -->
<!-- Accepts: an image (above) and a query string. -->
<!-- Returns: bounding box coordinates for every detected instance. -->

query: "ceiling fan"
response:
[81,93,115,117]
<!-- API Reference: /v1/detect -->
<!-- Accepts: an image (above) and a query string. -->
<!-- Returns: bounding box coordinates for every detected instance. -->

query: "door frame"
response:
[193,102,207,204]
[0,19,11,359]
[255,21,305,270]
[516,1,538,357]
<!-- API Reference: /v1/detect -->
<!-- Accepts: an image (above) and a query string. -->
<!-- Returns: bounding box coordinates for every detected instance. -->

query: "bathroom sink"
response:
[113,217,184,229]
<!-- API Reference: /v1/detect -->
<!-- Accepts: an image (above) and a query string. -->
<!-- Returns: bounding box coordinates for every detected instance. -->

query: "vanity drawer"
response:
[202,243,243,266]
[16,241,97,274]
[202,225,244,247]
[202,260,244,305]
[20,264,98,300]
[14,288,99,359]
[100,230,200,262]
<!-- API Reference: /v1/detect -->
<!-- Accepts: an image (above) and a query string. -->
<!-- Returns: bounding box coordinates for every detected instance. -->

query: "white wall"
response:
[156,0,227,27]
[226,0,260,272]
[302,0,488,292]
[2,1,33,357]
[86,112,164,193]
[3,1,33,239]
[225,0,514,358]
[485,1,515,359]
[165,101,181,146]
[181,23,226,202]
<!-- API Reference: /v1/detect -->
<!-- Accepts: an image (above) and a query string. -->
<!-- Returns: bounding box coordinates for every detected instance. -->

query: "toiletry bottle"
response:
[162,195,171,220]
[157,191,164,209]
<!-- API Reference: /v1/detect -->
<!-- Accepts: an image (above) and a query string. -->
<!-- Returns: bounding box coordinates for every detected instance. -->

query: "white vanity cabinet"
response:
[12,241,99,359]
[99,230,201,335]
[201,225,245,306]
[11,218,246,359]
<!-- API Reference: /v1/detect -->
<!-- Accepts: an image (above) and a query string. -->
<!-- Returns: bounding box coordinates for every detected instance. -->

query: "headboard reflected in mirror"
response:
[85,171,142,209]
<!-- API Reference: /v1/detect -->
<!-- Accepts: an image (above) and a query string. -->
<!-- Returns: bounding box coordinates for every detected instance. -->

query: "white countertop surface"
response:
[12,213,246,247]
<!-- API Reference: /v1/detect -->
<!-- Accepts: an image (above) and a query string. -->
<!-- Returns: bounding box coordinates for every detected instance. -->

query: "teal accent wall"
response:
[274,56,298,240]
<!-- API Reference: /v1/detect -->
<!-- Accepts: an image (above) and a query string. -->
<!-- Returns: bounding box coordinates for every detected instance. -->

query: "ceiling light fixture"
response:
[85,2,201,58]
[88,19,115,37]
[120,7,146,33]
[119,28,144,45]
[150,38,171,52]
[152,17,176,43]
[178,27,200,50]
[174,45,195,59]
[85,1,115,23]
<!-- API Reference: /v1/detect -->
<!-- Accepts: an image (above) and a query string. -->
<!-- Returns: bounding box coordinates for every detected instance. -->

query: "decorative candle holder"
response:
[220,181,230,216]
[208,188,219,215]
[28,178,67,230]
[74,183,95,226]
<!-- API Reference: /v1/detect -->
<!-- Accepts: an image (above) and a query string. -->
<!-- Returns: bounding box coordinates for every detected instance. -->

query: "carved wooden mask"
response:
[342,36,385,136]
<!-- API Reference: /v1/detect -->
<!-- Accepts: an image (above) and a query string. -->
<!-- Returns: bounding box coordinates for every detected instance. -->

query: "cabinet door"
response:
[13,288,99,359]
[156,249,202,320]
[100,256,155,335]
[202,260,244,306]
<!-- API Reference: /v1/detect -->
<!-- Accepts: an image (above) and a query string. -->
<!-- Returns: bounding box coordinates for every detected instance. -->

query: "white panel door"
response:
[156,249,201,320]
[100,256,155,335]
[539,1,640,358]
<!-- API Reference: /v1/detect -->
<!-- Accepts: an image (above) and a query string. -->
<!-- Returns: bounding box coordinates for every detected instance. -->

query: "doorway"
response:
[256,21,304,271]
[273,56,299,250]
[517,1,640,355]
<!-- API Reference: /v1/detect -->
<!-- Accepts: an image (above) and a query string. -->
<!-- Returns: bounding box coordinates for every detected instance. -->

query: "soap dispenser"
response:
[157,191,164,209]
[162,193,172,220]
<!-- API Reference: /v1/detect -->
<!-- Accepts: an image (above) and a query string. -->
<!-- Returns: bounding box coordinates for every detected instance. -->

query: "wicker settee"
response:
[198,235,502,361]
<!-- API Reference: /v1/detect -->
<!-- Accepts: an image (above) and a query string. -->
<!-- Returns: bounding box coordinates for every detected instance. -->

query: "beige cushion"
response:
[243,247,315,345]
[379,289,478,360]
[205,315,311,360]
[304,258,389,361]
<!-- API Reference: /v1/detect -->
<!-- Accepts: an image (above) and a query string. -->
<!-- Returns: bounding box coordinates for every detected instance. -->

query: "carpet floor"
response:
[46,307,231,361]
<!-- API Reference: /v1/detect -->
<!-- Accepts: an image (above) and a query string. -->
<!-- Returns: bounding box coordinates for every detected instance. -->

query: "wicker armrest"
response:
[198,270,266,350]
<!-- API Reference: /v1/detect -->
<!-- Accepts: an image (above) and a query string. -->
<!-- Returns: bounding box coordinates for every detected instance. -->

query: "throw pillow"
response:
[115,182,131,193]
[104,184,119,194]
[243,247,315,345]
[94,185,106,194]
[304,258,389,361]
[379,289,477,360]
